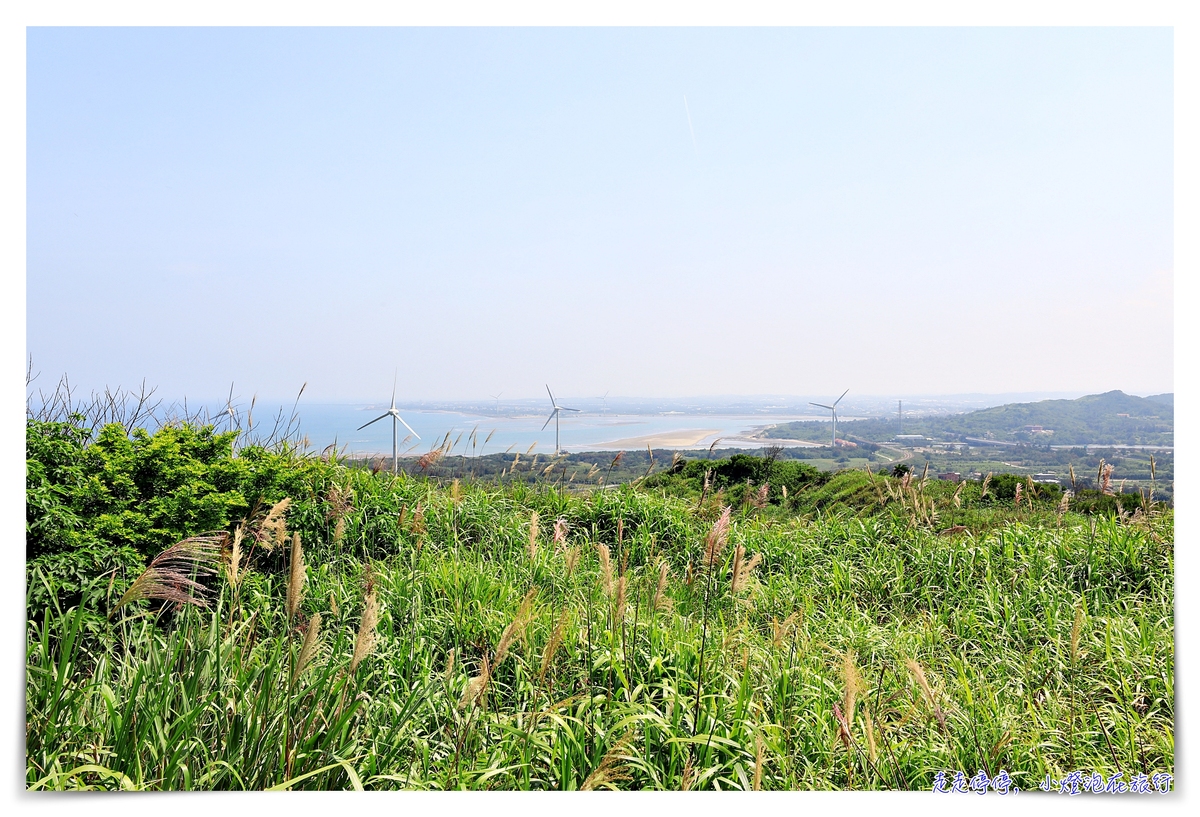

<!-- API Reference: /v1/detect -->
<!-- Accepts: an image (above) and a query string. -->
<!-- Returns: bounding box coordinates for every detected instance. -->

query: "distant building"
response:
[1117,413,1130,418]
[1023,425,1054,435]
[894,434,925,442]
[1032,473,1061,485]
[833,438,858,448]
[938,471,962,482]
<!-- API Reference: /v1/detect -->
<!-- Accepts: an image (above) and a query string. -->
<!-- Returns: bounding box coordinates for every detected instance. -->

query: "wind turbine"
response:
[358,376,420,474]
[542,384,580,455]
[222,383,237,429]
[809,389,849,449]
[222,383,239,455]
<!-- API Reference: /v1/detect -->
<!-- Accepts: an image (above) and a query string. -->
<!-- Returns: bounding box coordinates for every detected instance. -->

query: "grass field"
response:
[25,419,1174,791]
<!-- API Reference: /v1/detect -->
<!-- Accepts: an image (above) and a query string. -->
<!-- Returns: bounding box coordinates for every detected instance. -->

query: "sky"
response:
[26,26,1174,403]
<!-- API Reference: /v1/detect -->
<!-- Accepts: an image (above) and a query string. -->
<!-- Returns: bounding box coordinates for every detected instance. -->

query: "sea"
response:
[251,403,835,457]
[57,391,1071,458]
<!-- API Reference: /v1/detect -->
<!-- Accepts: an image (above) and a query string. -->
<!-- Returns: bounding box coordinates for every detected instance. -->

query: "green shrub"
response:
[25,418,315,610]
[646,454,825,506]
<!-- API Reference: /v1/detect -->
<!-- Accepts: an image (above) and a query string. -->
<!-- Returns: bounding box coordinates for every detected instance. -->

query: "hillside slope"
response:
[765,390,1173,446]
[934,390,1172,444]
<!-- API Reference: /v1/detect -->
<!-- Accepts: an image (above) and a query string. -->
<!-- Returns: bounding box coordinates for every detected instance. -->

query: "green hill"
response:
[933,390,1173,444]
[765,390,1173,446]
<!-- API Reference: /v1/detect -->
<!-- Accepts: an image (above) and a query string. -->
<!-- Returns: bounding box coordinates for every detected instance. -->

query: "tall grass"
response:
[26,462,1173,790]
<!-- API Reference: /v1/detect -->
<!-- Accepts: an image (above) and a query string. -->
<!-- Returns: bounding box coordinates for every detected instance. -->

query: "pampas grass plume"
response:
[351,590,379,672]
[260,497,292,552]
[704,506,732,569]
[459,654,491,709]
[226,524,244,588]
[286,532,305,622]
[494,587,538,667]
[905,657,946,733]
[652,561,672,611]
[538,610,570,682]
[841,648,863,728]
[296,612,322,676]
[580,733,633,791]
[528,511,539,560]
[597,542,613,596]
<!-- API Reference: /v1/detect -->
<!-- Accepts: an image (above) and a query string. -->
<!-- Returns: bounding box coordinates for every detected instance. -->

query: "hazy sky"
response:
[26,27,1173,402]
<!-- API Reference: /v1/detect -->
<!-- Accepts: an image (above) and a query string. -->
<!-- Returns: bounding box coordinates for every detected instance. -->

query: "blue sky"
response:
[26,27,1173,402]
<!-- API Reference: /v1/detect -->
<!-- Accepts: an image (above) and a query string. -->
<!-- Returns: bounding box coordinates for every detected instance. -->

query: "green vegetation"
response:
[26,417,1174,791]
[760,391,1173,505]
[767,391,1174,447]
[350,445,883,489]
[25,417,315,614]
[643,453,825,505]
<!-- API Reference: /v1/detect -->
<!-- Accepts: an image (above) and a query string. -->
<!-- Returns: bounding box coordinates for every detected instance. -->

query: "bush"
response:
[26,417,310,609]
[647,454,826,506]
[984,473,1062,503]
[1070,489,1145,516]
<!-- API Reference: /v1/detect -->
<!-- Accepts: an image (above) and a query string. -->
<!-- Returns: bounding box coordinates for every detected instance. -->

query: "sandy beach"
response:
[592,429,723,449]
[571,426,829,451]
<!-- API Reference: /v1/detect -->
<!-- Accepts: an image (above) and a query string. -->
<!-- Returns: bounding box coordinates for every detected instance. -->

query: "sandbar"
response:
[594,429,723,449]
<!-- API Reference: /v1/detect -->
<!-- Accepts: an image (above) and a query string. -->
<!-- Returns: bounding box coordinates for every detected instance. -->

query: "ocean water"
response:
[252,403,837,456]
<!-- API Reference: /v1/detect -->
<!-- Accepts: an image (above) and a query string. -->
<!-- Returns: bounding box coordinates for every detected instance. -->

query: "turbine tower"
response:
[542,384,580,455]
[222,383,239,455]
[809,389,849,449]
[358,376,420,474]
[222,383,238,431]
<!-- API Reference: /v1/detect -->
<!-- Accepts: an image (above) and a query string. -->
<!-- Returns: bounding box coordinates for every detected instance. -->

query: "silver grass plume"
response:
[286,532,305,622]
[296,612,322,676]
[351,589,379,673]
[112,534,224,617]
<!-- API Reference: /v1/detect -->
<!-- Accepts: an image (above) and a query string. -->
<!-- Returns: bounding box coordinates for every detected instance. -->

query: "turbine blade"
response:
[391,373,398,409]
[542,410,558,431]
[546,384,556,406]
[561,406,581,412]
[357,412,391,431]
[396,414,420,440]
[810,402,834,410]
[834,389,849,407]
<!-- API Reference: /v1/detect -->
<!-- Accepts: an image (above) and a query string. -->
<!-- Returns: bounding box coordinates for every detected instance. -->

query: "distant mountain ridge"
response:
[764,390,1173,447]
[928,390,1172,445]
